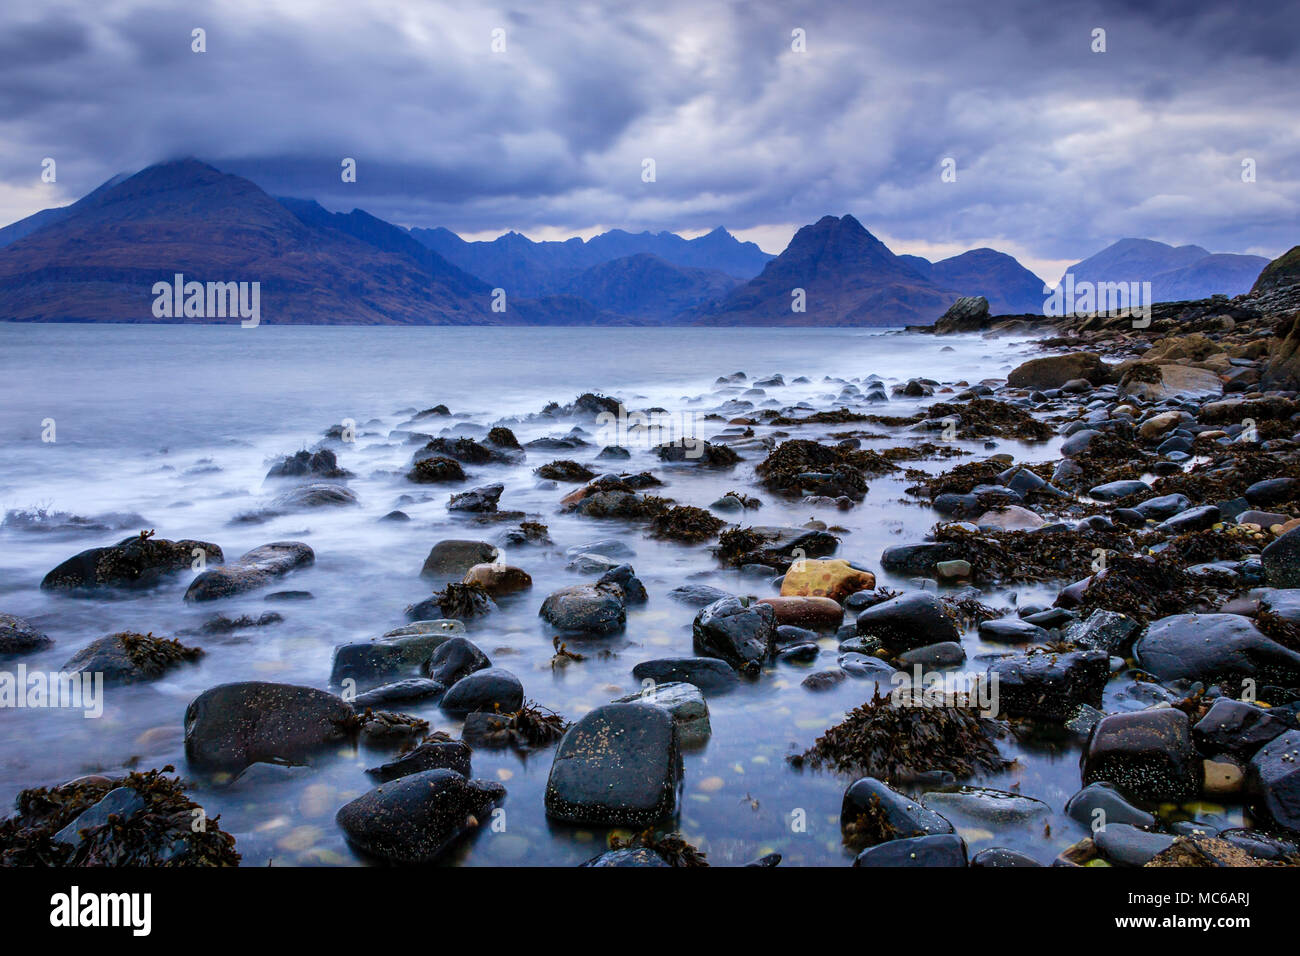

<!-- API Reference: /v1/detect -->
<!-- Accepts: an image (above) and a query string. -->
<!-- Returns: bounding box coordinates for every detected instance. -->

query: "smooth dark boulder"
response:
[667,584,733,607]
[184,681,354,773]
[336,769,505,864]
[978,617,1047,644]
[1263,526,1300,588]
[63,632,201,684]
[426,637,490,686]
[970,847,1041,867]
[365,740,472,783]
[42,534,222,591]
[853,834,968,867]
[352,678,445,710]
[1246,730,1300,833]
[1082,709,1200,802]
[1065,781,1155,829]
[439,667,523,715]
[692,596,777,676]
[0,613,52,655]
[631,657,740,694]
[1064,609,1139,655]
[184,542,313,602]
[856,592,959,654]
[544,703,681,826]
[841,777,954,847]
[1193,698,1290,757]
[330,622,464,688]
[421,540,498,579]
[879,542,965,576]
[987,650,1108,721]
[539,583,626,635]
[1135,613,1300,686]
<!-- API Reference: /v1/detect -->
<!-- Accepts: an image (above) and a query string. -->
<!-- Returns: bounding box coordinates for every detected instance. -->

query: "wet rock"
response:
[448,482,504,513]
[352,678,445,710]
[841,777,954,847]
[976,505,1046,531]
[970,847,1041,867]
[1135,612,1300,686]
[1133,493,1191,520]
[1082,709,1200,802]
[426,636,490,686]
[462,562,532,597]
[583,847,671,867]
[544,703,681,826]
[879,542,966,576]
[184,681,354,774]
[0,613,52,655]
[1157,504,1221,534]
[987,650,1109,721]
[42,533,223,591]
[779,559,876,602]
[1059,430,1101,457]
[1007,352,1111,390]
[268,482,359,511]
[1063,609,1140,655]
[614,681,711,747]
[692,597,777,675]
[1263,526,1300,588]
[406,583,497,622]
[921,787,1050,827]
[184,541,313,602]
[853,833,968,866]
[855,592,959,653]
[1245,477,1298,507]
[632,657,739,694]
[336,769,505,864]
[757,595,843,630]
[596,564,648,604]
[1095,824,1177,866]
[1246,729,1300,833]
[667,584,732,607]
[1193,698,1290,757]
[1089,480,1150,501]
[1065,781,1156,829]
[421,540,499,579]
[63,632,202,684]
[330,620,465,687]
[266,448,352,480]
[539,583,626,636]
[366,740,472,782]
[897,641,966,668]
[440,667,524,715]
[978,617,1047,644]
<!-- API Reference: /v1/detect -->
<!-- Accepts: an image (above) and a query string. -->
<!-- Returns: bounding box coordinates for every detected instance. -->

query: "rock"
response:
[1204,756,1245,796]
[266,448,351,480]
[184,542,313,602]
[448,482,505,513]
[583,847,671,867]
[970,847,1041,867]
[440,667,523,715]
[51,786,148,848]
[880,542,966,576]
[692,597,777,675]
[1135,612,1300,686]
[421,540,499,579]
[42,533,223,591]
[336,769,504,864]
[1245,477,1298,507]
[1157,504,1221,534]
[976,505,1046,531]
[268,482,358,511]
[544,703,681,826]
[987,650,1109,721]
[1007,352,1110,390]
[596,564,648,604]
[1088,480,1150,501]
[632,657,740,694]
[841,777,954,847]
[63,632,202,684]
[1263,526,1300,588]
[1133,493,1191,520]
[935,559,972,580]
[897,641,966,668]
[539,584,626,636]
[0,613,52,655]
[1063,610,1140,655]
[667,584,733,607]
[757,595,843,630]
[184,681,354,774]
[934,296,990,333]
[1095,824,1177,866]
[352,678,445,710]
[1059,430,1100,457]
[366,740,472,782]
[330,620,465,687]
[614,682,711,747]
[1246,730,1300,833]
[461,563,532,597]
[921,787,1050,827]
[1065,781,1156,829]
[855,592,958,653]
[853,834,968,867]
[1082,709,1200,802]
[1193,698,1289,757]
[779,559,876,602]
[978,617,1048,644]
[1138,411,1183,440]
[426,636,490,686]
[1120,363,1222,401]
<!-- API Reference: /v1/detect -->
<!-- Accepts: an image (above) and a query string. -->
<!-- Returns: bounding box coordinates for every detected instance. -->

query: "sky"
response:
[1,0,1297,281]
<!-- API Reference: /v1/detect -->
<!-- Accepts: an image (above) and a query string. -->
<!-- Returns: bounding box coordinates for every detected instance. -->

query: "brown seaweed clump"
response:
[769,407,873,426]
[0,767,240,867]
[607,830,709,867]
[463,701,570,752]
[649,505,727,542]
[922,398,1054,441]
[1075,553,1230,625]
[411,582,496,621]
[407,455,466,483]
[795,689,1008,782]
[755,439,870,498]
[535,460,596,482]
[930,523,1134,583]
[486,426,521,449]
[119,632,204,676]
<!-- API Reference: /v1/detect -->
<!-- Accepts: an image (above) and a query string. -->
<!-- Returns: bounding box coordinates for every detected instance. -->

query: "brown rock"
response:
[462,563,533,597]
[757,595,844,630]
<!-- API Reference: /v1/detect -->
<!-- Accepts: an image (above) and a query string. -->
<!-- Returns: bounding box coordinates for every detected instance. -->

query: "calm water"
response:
[0,323,1240,865]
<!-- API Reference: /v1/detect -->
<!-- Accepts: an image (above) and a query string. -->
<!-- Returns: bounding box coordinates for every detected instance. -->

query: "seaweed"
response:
[119,632,204,675]
[608,830,709,867]
[535,460,596,482]
[921,398,1054,441]
[407,456,466,483]
[755,439,871,498]
[930,523,1134,583]
[649,505,727,542]
[486,426,521,449]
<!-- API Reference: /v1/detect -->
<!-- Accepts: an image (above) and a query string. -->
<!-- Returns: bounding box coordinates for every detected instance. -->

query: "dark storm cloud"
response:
[0,0,1296,275]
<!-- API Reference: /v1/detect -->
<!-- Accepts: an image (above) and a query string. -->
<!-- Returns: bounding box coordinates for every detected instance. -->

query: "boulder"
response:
[614,681,711,747]
[1193,698,1289,758]
[1082,709,1200,802]
[184,542,313,602]
[1263,526,1300,588]
[0,613,52,655]
[426,636,490,686]
[841,777,954,847]
[986,650,1108,721]
[329,620,465,687]
[63,632,202,684]
[1063,610,1140,655]
[1007,352,1111,390]
[365,739,472,782]
[853,834,968,867]
[978,617,1047,644]
[855,592,958,653]
[692,597,777,675]
[184,681,354,773]
[1065,781,1155,829]
[336,769,505,864]
[439,667,524,715]
[976,505,1045,531]
[42,534,223,591]
[421,540,498,579]
[880,542,966,576]
[631,657,740,694]
[1246,729,1300,833]
[448,483,504,513]
[461,563,532,597]
[779,558,876,602]
[544,703,681,826]
[1135,612,1300,686]
[539,584,626,636]
[1119,363,1222,401]
[757,595,844,630]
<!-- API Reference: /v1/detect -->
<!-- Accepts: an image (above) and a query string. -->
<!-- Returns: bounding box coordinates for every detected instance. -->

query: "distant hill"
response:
[691,214,961,327]
[1060,238,1269,302]
[0,160,497,324]
[558,253,739,321]
[901,247,1046,315]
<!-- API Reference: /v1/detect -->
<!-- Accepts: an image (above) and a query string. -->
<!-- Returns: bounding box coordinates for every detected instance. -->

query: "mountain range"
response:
[0,159,1276,326]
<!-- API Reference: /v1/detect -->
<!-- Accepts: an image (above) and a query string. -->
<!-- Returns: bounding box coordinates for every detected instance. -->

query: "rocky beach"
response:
[3,250,1300,868]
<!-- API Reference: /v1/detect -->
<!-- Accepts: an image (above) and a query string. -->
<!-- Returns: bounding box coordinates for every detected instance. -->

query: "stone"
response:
[421,539,499,579]
[935,559,972,580]
[1007,352,1110,390]
[757,595,844,630]
[1095,824,1177,867]
[1263,526,1300,588]
[329,620,464,687]
[52,787,147,847]
[1157,504,1221,534]
[667,584,733,607]
[184,542,313,602]
[897,641,966,668]
[1082,708,1200,802]
[336,769,504,864]
[1088,480,1151,501]
[987,650,1109,721]
[978,617,1048,644]
[1133,494,1191,520]
[42,534,223,591]
[1246,730,1300,833]
[1193,698,1289,757]
[879,542,966,576]
[970,847,1041,867]
[1135,612,1300,686]
[461,563,532,596]
[841,777,954,847]
[184,681,354,774]
[976,505,1045,531]
[440,667,523,715]
[539,584,626,636]
[448,482,504,513]
[62,632,201,684]
[1245,477,1298,507]
[853,834,968,867]
[920,787,1049,827]
[1065,781,1156,829]
[614,682,711,747]
[1063,609,1140,655]
[365,740,472,782]
[1204,757,1245,796]
[426,636,490,686]
[855,592,959,653]
[0,613,52,655]
[692,597,777,675]
[632,657,740,694]
[779,559,876,602]
[544,703,681,826]
[352,678,445,710]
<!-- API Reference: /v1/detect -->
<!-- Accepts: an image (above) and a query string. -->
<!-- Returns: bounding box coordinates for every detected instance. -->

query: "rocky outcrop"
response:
[184,542,313,602]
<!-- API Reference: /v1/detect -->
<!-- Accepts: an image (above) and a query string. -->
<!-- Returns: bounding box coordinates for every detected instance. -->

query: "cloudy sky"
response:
[1,0,1296,280]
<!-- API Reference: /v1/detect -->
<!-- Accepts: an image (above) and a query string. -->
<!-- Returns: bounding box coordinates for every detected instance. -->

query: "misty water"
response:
[0,323,1246,865]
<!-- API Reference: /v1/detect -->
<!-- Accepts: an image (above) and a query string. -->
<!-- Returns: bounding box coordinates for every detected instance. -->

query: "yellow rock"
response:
[462,563,532,596]
[780,559,875,602]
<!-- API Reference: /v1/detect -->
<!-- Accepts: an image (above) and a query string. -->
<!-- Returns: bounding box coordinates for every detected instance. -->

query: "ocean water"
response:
[0,323,1231,866]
